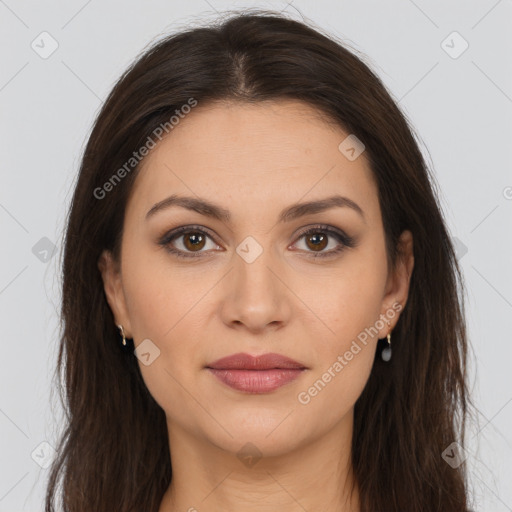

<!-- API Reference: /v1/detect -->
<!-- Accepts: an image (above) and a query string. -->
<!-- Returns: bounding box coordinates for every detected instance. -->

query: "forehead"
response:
[127,99,379,223]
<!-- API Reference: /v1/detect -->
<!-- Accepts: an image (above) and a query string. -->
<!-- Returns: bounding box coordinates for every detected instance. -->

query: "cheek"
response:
[121,247,220,396]
[295,345,374,431]
[121,242,208,339]
[294,251,387,349]
[120,251,212,422]
[291,247,387,412]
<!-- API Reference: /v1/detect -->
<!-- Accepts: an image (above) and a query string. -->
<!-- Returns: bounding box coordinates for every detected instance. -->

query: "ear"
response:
[98,249,133,337]
[378,229,414,336]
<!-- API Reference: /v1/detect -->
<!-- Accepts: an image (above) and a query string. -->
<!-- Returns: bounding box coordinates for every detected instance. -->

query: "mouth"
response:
[205,352,308,393]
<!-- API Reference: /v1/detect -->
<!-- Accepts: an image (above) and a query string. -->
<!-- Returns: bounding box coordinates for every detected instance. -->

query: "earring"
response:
[117,324,134,354]
[381,320,392,362]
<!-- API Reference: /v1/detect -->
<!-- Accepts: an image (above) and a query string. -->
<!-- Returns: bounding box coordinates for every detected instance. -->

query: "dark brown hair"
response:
[46,8,476,511]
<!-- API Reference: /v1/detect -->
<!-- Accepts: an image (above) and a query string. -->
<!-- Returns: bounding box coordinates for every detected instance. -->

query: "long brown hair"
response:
[46,9,476,511]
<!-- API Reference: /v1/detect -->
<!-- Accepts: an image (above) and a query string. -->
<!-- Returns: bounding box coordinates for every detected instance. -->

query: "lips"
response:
[206,353,307,393]
[206,352,306,370]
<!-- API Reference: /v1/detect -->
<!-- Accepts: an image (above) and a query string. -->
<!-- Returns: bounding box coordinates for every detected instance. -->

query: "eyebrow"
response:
[145,194,366,224]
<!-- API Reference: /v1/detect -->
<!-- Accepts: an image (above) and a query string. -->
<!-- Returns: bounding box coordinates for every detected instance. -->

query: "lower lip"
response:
[207,368,305,393]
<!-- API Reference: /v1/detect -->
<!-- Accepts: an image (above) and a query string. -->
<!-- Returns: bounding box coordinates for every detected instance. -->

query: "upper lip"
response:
[206,352,307,370]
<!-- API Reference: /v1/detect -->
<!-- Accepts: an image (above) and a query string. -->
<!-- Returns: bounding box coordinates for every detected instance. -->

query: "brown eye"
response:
[183,232,206,252]
[293,225,356,259]
[304,232,328,252]
[159,226,221,258]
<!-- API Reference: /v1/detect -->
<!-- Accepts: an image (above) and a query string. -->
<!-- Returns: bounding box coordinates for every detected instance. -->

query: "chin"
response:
[201,409,314,459]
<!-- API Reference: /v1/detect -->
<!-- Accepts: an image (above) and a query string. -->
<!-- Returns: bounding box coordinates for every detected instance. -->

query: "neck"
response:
[159,410,360,512]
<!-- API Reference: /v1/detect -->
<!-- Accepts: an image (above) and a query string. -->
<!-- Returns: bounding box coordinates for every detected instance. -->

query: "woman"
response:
[45,9,476,512]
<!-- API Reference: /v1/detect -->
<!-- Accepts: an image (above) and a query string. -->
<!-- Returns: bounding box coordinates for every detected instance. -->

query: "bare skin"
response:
[99,99,414,512]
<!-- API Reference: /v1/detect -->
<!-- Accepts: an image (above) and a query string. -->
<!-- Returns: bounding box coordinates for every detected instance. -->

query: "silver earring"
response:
[381,321,392,362]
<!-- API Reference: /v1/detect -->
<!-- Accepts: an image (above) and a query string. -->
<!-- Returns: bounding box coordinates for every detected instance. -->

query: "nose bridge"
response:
[235,235,280,301]
[220,234,291,331]
[237,238,276,289]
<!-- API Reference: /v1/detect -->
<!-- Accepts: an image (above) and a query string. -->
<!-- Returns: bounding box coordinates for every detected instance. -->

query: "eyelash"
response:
[158,224,356,260]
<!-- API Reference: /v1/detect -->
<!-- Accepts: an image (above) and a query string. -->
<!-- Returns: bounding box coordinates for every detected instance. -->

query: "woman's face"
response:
[100,99,413,458]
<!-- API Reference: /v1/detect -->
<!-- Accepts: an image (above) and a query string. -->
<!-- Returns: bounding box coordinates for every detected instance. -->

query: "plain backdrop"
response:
[1,1,511,510]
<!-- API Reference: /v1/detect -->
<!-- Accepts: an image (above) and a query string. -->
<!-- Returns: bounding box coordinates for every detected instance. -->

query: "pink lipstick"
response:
[206,352,307,393]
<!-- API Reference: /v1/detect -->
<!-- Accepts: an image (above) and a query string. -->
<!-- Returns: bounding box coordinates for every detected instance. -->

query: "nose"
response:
[218,243,292,334]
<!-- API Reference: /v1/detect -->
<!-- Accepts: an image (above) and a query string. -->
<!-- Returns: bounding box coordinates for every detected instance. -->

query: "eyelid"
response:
[159,224,220,244]
[292,223,349,242]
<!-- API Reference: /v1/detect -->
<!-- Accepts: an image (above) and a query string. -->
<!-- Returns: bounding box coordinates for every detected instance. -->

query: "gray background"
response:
[1,0,511,510]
